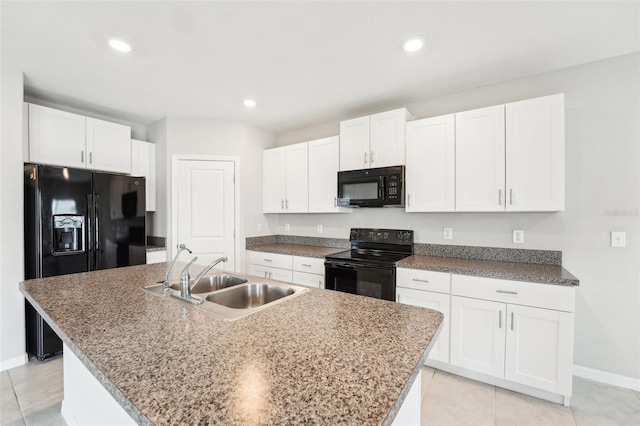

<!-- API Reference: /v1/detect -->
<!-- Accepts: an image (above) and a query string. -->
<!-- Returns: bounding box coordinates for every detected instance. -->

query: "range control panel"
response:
[349,228,414,245]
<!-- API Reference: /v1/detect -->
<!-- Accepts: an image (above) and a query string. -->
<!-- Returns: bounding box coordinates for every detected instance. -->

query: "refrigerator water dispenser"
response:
[53,214,85,254]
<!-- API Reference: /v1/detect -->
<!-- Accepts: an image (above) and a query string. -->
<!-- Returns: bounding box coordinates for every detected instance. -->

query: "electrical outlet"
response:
[317,224,323,234]
[285,223,290,232]
[257,223,262,233]
[611,231,626,248]
[443,228,453,240]
[513,230,524,244]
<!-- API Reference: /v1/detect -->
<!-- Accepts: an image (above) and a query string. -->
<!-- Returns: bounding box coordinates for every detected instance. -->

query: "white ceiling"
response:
[2,1,638,134]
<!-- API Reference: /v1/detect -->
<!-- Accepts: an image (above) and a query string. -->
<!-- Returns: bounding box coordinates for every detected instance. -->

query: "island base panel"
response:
[61,344,136,426]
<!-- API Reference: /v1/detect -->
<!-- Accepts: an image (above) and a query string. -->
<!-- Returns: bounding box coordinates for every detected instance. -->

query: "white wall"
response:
[273,53,640,381]
[0,69,27,370]
[146,117,276,271]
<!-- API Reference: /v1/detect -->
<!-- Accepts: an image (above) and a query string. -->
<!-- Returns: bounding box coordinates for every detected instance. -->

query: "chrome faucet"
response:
[179,256,228,299]
[162,244,192,293]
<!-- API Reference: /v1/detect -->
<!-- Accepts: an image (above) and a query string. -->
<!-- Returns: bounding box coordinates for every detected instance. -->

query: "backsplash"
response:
[247,235,562,266]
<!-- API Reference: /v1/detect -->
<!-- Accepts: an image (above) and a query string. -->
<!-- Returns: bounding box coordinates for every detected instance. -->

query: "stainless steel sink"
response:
[205,283,294,309]
[143,273,309,321]
[168,274,247,294]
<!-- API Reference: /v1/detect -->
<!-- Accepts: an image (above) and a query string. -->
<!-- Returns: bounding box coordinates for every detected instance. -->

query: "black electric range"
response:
[325,228,414,301]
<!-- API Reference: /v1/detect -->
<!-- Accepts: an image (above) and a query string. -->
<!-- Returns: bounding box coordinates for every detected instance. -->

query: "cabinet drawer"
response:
[247,264,293,283]
[292,255,325,274]
[146,250,167,264]
[397,268,450,293]
[247,251,292,270]
[451,274,574,312]
[292,271,324,288]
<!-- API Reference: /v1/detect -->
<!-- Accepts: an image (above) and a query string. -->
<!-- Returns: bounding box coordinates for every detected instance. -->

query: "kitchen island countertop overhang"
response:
[20,262,443,425]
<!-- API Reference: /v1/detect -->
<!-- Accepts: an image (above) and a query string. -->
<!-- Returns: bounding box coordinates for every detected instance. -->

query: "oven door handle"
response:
[325,262,357,270]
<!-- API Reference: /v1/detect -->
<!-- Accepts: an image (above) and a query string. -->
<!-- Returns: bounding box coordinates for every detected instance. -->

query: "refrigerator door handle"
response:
[94,194,101,270]
[87,194,94,271]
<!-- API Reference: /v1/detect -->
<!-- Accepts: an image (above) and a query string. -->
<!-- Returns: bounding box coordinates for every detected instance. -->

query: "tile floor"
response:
[1,358,639,425]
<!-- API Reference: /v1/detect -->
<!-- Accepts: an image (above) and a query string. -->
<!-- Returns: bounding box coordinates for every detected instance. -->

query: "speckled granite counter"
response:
[247,243,345,258]
[146,245,166,252]
[19,263,443,425]
[397,255,579,286]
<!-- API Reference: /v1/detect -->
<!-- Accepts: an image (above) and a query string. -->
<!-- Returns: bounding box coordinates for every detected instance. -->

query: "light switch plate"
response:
[443,228,453,240]
[611,231,626,248]
[257,223,262,233]
[513,230,524,244]
[285,223,290,232]
[317,224,323,234]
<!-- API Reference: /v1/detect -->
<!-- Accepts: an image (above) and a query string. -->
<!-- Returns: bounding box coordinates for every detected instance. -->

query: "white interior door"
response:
[175,159,236,271]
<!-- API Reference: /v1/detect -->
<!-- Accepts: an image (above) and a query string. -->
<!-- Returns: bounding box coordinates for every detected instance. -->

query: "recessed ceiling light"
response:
[108,38,132,53]
[243,99,257,108]
[402,36,425,53]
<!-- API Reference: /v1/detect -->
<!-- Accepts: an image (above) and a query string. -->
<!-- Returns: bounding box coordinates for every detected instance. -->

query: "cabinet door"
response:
[308,136,349,213]
[28,104,86,168]
[263,147,287,213]
[450,296,506,378]
[284,143,309,212]
[397,287,450,363]
[506,94,564,211]
[505,304,574,394]
[455,105,505,211]
[249,265,293,283]
[131,140,156,211]
[339,116,370,171]
[369,108,410,168]
[86,117,131,174]
[405,114,455,212]
[292,271,324,288]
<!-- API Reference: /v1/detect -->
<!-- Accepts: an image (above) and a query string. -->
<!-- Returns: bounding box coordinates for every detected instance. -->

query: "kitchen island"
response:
[20,262,443,425]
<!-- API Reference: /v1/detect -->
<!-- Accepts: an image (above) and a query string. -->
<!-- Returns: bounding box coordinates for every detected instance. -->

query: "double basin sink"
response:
[144,273,308,321]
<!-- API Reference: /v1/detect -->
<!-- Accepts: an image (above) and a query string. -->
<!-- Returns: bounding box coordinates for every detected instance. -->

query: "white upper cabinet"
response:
[339,116,370,171]
[263,142,308,213]
[506,94,565,211]
[263,147,287,213]
[455,104,506,212]
[86,118,131,174]
[27,104,131,174]
[339,108,412,171]
[405,114,455,212]
[308,136,351,213]
[28,104,86,169]
[131,139,156,211]
[285,143,309,212]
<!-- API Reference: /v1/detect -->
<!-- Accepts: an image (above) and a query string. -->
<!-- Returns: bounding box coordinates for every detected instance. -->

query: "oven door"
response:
[324,261,395,301]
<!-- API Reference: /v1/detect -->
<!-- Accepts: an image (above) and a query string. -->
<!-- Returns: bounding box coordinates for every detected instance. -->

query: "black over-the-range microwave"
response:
[337,165,405,208]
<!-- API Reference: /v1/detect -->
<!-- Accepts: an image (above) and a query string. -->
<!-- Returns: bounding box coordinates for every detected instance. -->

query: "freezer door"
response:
[92,173,146,269]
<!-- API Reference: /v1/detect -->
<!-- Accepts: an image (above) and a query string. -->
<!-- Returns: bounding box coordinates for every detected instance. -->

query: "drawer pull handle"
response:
[412,278,430,283]
[499,311,502,328]
[511,312,514,331]
[301,263,312,267]
[496,290,518,295]
[263,259,273,262]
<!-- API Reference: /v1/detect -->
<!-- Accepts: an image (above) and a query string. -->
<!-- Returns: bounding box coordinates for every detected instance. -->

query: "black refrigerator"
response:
[24,164,146,360]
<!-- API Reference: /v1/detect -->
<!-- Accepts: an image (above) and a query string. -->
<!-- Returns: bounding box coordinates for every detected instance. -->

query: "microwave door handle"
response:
[379,176,385,200]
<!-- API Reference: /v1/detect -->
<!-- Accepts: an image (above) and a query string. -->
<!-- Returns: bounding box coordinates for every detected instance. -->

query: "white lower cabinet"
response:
[246,251,324,287]
[397,268,451,363]
[450,274,575,399]
[146,250,167,264]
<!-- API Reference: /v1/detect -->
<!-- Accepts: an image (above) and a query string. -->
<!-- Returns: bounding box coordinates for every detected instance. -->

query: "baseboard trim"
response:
[573,365,640,391]
[0,353,28,372]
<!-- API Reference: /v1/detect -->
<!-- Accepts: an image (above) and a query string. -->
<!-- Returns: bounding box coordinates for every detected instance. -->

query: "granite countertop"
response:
[20,263,442,425]
[248,243,345,258]
[397,255,579,286]
[146,245,166,252]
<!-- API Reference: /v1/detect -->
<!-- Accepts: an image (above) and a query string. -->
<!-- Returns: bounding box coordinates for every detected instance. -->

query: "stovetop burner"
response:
[325,228,414,266]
